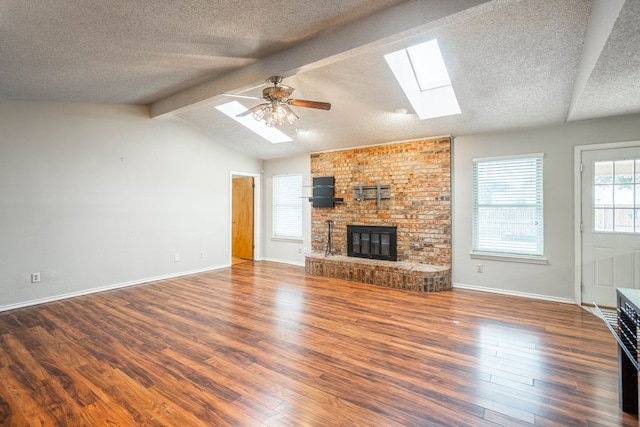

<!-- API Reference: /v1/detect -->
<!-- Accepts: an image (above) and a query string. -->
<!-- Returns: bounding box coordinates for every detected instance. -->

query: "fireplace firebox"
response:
[347,225,397,261]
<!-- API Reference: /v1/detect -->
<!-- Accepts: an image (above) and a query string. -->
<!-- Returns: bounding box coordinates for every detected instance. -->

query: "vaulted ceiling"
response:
[2,0,638,159]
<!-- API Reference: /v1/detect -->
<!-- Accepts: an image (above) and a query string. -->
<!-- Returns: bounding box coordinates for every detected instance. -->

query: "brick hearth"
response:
[305,253,451,292]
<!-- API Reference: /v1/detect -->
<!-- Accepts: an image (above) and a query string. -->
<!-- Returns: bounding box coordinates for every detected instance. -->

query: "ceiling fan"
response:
[222,76,331,127]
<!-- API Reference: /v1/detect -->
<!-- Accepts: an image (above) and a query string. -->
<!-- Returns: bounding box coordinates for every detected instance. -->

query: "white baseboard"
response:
[453,282,576,304]
[4,268,575,313]
[0,264,229,313]
[260,257,306,267]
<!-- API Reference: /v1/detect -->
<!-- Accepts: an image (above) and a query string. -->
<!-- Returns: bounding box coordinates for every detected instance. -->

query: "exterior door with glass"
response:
[581,146,640,307]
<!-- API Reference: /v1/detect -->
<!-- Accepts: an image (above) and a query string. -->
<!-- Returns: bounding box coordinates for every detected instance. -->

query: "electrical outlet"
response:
[298,247,302,253]
[174,253,180,262]
[199,251,204,258]
[31,272,41,283]
[476,264,483,273]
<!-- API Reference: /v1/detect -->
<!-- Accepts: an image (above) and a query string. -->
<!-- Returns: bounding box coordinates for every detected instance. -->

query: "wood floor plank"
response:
[0,369,32,427]
[0,261,638,426]
[0,366,66,426]
[76,363,166,426]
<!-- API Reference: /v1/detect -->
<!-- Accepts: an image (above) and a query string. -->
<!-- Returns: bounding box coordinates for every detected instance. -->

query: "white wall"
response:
[16,101,635,309]
[261,154,311,266]
[0,102,261,310]
[453,113,640,302]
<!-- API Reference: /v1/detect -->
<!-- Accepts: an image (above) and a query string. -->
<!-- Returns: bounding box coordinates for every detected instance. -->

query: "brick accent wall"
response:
[310,137,451,266]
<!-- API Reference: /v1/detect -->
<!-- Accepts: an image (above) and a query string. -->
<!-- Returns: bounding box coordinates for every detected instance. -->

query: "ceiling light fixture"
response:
[215,101,293,143]
[222,76,330,128]
[252,101,299,127]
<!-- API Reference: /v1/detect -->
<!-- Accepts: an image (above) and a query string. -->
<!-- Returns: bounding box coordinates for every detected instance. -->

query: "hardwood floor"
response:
[0,261,637,426]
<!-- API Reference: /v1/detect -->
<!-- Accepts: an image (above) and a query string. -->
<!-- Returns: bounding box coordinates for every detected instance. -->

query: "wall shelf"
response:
[308,176,343,207]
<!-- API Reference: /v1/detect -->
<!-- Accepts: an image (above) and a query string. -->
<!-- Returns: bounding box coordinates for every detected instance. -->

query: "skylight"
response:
[384,39,461,120]
[215,101,293,144]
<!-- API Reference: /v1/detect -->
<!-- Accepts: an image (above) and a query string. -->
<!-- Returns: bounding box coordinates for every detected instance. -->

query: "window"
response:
[473,154,543,257]
[272,174,303,239]
[384,39,461,120]
[593,158,640,233]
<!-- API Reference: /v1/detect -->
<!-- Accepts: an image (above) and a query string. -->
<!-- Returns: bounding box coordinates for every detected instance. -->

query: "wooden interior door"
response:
[232,176,254,260]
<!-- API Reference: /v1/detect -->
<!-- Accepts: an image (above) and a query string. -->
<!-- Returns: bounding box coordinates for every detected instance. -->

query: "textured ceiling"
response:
[1,0,639,159]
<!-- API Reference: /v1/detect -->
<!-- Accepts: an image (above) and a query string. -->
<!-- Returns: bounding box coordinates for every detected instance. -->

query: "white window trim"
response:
[271,236,303,243]
[471,152,545,261]
[470,252,548,265]
[272,174,303,240]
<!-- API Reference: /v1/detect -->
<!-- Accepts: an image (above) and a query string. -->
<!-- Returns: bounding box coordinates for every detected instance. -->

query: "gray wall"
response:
[260,154,312,266]
[261,113,640,303]
[0,102,261,310]
[4,101,640,309]
[453,113,640,302]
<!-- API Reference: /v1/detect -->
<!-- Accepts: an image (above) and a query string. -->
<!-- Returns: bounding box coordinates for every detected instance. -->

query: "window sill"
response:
[470,252,548,265]
[271,237,303,243]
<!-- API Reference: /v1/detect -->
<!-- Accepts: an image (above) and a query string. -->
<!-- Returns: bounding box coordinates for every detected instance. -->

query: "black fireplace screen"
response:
[347,225,397,261]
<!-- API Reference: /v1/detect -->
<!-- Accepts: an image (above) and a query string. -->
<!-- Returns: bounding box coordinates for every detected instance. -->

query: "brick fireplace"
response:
[347,225,397,261]
[305,137,451,292]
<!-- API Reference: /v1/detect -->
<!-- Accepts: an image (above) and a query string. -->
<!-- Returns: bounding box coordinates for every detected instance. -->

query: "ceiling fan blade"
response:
[221,92,261,100]
[235,109,253,118]
[289,99,331,110]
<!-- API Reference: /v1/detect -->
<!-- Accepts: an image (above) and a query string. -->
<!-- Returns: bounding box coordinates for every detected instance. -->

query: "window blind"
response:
[273,174,303,239]
[472,155,543,256]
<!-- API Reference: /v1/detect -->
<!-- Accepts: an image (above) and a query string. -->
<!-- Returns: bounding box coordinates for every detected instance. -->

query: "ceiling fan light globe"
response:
[254,102,299,127]
[252,106,267,121]
[282,104,299,125]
